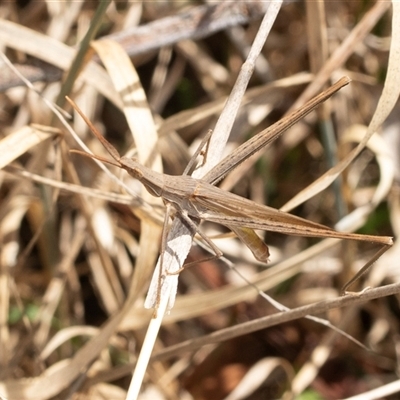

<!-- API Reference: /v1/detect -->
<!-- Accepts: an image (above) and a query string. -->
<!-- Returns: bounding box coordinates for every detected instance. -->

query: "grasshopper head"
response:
[119,156,144,180]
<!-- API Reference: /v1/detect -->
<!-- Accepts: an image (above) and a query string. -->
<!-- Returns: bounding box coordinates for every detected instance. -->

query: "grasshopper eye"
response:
[132,167,144,179]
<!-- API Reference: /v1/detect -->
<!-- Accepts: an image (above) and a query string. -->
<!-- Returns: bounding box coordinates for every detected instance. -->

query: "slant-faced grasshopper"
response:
[67,78,392,297]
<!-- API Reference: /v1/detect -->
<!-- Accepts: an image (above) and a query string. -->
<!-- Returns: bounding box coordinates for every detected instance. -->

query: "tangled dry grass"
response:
[0,1,399,399]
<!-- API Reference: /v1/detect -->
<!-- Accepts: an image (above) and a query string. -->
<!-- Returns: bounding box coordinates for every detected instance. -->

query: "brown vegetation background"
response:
[0,1,399,399]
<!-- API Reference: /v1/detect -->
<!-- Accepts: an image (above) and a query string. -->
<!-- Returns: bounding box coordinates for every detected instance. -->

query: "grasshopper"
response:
[67,79,392,297]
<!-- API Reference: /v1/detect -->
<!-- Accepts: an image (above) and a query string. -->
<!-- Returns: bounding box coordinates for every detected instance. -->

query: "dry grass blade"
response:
[151,282,400,362]
[0,126,58,169]
[281,0,399,212]
[0,2,398,400]
[0,19,122,107]
[0,2,270,92]
[285,0,391,115]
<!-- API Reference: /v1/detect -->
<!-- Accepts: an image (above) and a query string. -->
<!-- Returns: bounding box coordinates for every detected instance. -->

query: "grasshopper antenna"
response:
[66,96,122,162]
[70,149,122,168]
